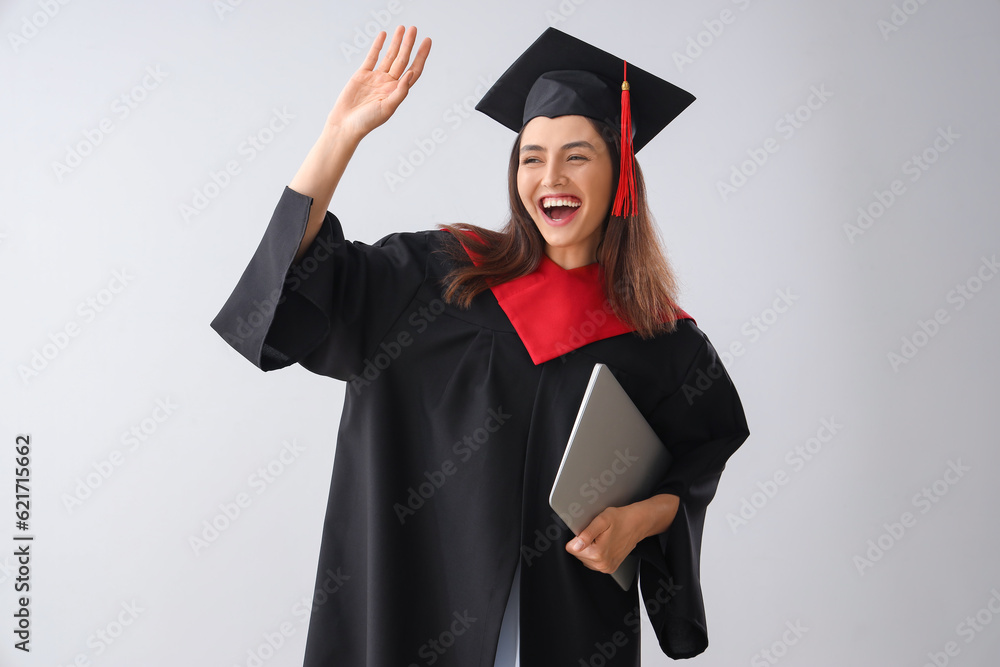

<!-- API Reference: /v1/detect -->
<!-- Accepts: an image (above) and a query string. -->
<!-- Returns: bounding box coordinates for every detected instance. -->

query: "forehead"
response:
[519,114,606,148]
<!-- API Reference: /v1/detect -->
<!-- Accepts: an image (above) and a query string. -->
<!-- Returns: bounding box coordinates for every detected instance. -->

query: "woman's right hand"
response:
[325,26,432,142]
[289,26,430,260]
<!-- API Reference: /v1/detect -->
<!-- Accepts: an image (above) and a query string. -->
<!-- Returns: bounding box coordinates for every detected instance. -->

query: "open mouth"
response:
[539,195,581,225]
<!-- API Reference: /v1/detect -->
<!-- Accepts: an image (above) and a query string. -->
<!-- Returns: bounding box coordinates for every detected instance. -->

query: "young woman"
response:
[212,26,748,667]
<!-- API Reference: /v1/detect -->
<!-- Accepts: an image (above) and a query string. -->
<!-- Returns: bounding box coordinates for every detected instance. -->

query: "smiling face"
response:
[516,115,615,269]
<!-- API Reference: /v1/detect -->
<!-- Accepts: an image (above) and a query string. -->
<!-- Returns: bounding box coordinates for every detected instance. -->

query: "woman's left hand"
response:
[565,493,680,574]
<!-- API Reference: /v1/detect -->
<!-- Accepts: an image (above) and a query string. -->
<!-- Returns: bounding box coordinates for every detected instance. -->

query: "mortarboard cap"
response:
[475,28,695,153]
[476,28,695,216]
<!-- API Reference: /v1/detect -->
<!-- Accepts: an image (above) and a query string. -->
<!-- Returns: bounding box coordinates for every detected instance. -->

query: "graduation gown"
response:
[211,187,750,666]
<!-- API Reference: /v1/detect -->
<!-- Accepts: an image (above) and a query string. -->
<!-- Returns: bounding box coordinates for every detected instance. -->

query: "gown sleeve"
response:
[637,331,750,659]
[210,186,429,379]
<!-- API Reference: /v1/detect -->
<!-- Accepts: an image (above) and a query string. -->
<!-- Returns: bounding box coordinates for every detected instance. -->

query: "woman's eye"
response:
[568,155,590,161]
[521,156,541,164]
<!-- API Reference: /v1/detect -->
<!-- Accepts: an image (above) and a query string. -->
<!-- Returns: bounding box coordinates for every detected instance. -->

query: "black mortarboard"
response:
[476,28,694,153]
[476,28,695,215]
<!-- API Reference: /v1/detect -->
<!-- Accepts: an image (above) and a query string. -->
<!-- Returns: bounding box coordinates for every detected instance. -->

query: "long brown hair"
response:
[439,118,682,338]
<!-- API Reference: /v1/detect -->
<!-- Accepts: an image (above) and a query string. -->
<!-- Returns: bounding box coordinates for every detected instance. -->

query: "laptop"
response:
[548,363,673,590]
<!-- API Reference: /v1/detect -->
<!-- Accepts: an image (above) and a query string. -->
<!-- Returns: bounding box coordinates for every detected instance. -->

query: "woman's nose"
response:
[542,161,567,187]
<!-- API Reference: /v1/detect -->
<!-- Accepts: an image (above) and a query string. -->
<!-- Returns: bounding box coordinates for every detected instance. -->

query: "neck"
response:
[544,246,597,270]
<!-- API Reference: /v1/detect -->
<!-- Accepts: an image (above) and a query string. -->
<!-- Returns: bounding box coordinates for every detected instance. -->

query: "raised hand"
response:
[326,26,432,141]
[288,26,431,260]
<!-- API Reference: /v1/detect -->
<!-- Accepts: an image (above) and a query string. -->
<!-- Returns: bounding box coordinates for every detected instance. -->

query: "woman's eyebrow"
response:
[520,140,598,153]
[562,140,598,151]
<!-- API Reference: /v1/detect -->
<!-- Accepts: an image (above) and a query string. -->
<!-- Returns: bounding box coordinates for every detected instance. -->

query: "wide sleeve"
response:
[210,186,429,380]
[637,333,750,659]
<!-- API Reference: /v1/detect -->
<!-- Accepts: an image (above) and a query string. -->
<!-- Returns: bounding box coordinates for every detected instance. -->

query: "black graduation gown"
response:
[211,187,749,666]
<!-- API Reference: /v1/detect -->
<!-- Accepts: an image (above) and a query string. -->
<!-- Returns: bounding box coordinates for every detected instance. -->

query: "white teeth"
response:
[541,198,581,209]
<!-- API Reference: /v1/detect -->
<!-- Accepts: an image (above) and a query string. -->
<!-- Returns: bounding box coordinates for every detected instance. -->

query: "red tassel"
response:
[612,61,636,218]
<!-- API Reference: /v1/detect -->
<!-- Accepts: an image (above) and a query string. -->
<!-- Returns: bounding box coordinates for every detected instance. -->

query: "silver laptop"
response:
[548,363,673,590]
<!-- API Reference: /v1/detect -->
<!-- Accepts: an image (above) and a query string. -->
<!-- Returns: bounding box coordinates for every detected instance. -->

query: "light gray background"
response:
[2,1,998,665]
